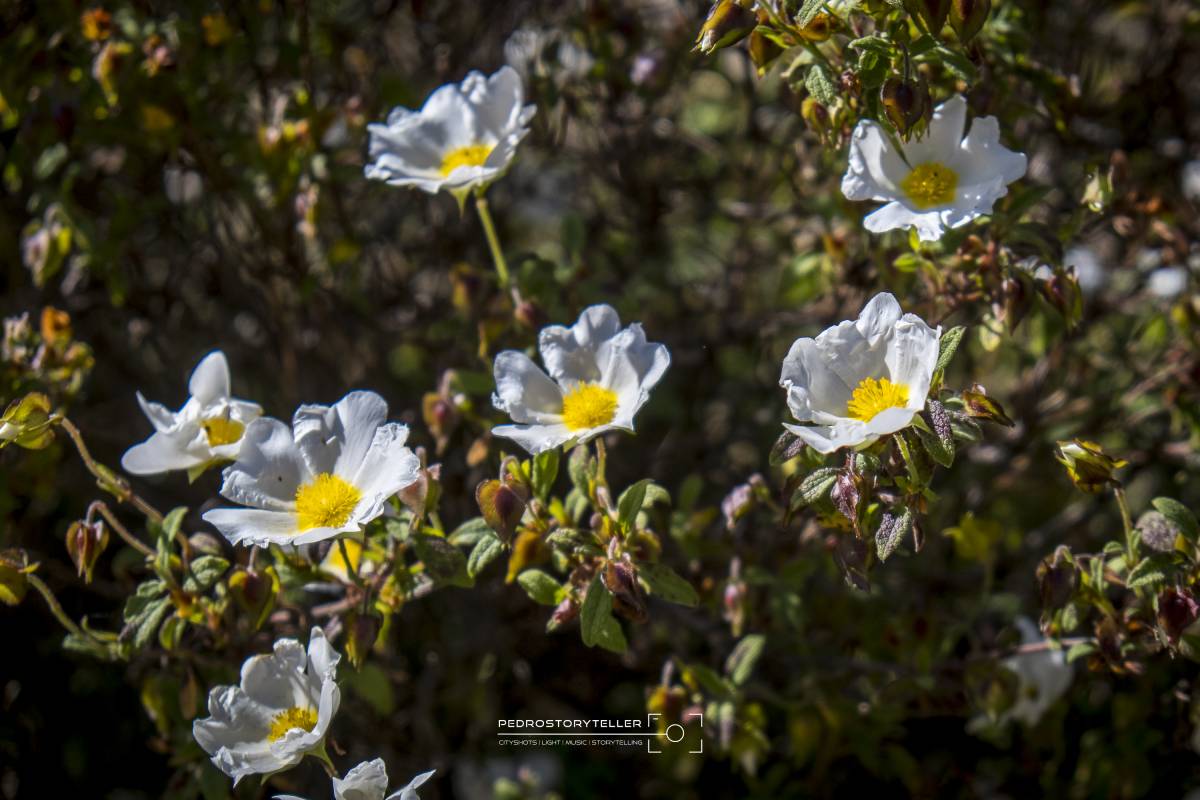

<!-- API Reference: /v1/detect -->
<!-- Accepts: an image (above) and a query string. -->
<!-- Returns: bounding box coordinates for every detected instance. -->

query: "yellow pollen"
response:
[439,143,493,176]
[846,377,909,422]
[560,383,619,432]
[294,473,361,532]
[201,416,245,447]
[266,706,318,742]
[900,162,958,209]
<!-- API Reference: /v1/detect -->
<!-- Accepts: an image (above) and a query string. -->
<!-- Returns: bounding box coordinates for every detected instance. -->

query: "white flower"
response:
[193,627,341,785]
[779,293,941,454]
[842,95,1027,242]
[999,618,1073,727]
[276,759,435,800]
[121,350,262,477]
[1147,265,1189,299]
[491,304,670,455]
[202,391,420,548]
[504,28,594,85]
[364,66,536,196]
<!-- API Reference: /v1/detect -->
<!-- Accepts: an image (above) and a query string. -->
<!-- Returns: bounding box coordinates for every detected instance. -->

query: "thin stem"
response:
[1113,484,1136,563]
[92,501,155,558]
[27,573,94,641]
[474,193,511,289]
[56,417,164,524]
[337,537,362,587]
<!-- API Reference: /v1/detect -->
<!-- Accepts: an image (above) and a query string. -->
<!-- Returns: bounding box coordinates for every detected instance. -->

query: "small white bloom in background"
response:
[1147,265,1189,299]
[1063,245,1106,294]
[193,627,341,785]
[504,27,594,85]
[364,66,536,196]
[842,95,1027,242]
[779,293,941,454]
[202,391,420,548]
[275,759,435,800]
[1182,159,1200,203]
[999,618,1073,727]
[121,351,262,477]
[491,304,670,455]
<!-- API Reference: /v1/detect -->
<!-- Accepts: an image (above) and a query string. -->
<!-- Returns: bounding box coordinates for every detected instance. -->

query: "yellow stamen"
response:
[900,162,958,209]
[439,143,493,176]
[266,706,318,742]
[294,473,361,532]
[846,377,909,422]
[201,416,244,447]
[560,383,619,432]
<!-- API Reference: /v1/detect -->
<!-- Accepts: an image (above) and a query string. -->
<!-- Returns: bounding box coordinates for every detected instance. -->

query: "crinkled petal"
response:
[862,405,919,436]
[294,391,389,480]
[885,316,942,408]
[782,420,876,454]
[333,758,390,800]
[136,392,179,433]
[842,119,909,201]
[242,638,310,709]
[219,417,305,510]
[121,431,206,475]
[386,770,436,800]
[958,115,1027,186]
[306,626,341,688]
[904,95,968,165]
[203,507,299,548]
[539,304,622,384]
[863,201,947,242]
[492,351,565,425]
[350,423,421,524]
[491,422,575,455]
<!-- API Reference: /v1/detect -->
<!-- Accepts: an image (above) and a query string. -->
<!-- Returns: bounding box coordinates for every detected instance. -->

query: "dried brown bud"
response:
[603,559,648,624]
[476,479,527,543]
[1158,588,1199,644]
[949,0,991,42]
[961,384,1014,427]
[1035,545,1077,611]
[880,76,931,138]
[344,612,381,669]
[66,519,109,583]
[694,0,756,55]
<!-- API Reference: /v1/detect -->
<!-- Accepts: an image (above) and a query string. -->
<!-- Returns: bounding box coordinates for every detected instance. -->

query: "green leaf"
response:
[638,562,699,607]
[567,445,594,493]
[158,615,185,651]
[448,516,493,547]
[532,449,560,500]
[915,425,954,467]
[847,35,893,54]
[805,64,837,106]
[184,555,230,593]
[790,467,839,510]
[769,431,806,465]
[413,533,472,588]
[617,479,653,530]
[1066,641,1096,663]
[935,326,966,374]
[725,634,766,686]
[796,0,825,26]
[1152,497,1199,543]
[133,597,171,649]
[467,534,504,579]
[123,579,167,622]
[684,661,734,699]
[517,569,561,606]
[580,576,627,653]
[1126,555,1174,589]
[875,509,913,562]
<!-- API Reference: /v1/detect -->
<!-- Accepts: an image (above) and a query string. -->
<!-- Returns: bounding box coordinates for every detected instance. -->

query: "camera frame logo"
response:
[496,712,704,754]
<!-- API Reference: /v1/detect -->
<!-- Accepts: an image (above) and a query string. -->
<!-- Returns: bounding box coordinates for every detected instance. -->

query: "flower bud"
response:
[748,31,782,76]
[1158,588,1199,644]
[801,97,832,140]
[880,76,931,138]
[723,577,748,637]
[344,611,381,669]
[0,392,56,451]
[903,0,950,33]
[1054,439,1127,494]
[960,384,1014,427]
[949,0,991,42]
[694,0,756,54]
[797,13,836,42]
[0,550,36,606]
[547,595,580,631]
[66,519,109,584]
[602,559,648,624]
[1035,545,1077,611]
[997,274,1031,333]
[228,566,279,630]
[506,530,547,583]
[1039,266,1083,328]
[477,478,527,543]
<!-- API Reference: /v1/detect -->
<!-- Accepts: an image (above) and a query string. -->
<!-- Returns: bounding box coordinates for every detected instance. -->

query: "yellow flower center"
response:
[266,706,318,742]
[201,416,245,447]
[439,143,493,176]
[294,473,361,531]
[900,162,958,209]
[560,383,619,432]
[846,377,909,422]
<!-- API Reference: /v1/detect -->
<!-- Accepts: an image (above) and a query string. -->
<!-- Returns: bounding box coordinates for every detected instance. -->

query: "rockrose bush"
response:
[3,0,1200,797]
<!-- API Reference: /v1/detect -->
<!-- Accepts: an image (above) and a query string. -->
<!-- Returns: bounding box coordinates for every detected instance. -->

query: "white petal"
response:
[121,432,205,475]
[885,316,942,407]
[294,391,389,479]
[904,95,967,165]
[306,626,341,683]
[862,405,919,436]
[863,201,947,242]
[203,507,299,548]
[780,338,853,422]
[538,303,622,384]
[855,293,903,343]
[492,350,565,425]
[241,638,309,708]
[958,115,1027,186]
[350,423,421,523]
[842,119,909,201]
[136,392,178,432]
[386,770,436,800]
[491,422,575,455]
[782,420,875,454]
[475,65,531,138]
[334,759,390,800]
[220,417,305,510]
[189,351,232,406]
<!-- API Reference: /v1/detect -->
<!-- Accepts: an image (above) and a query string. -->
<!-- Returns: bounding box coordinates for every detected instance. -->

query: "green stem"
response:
[27,573,94,641]
[474,194,511,289]
[337,537,363,588]
[1113,484,1136,563]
